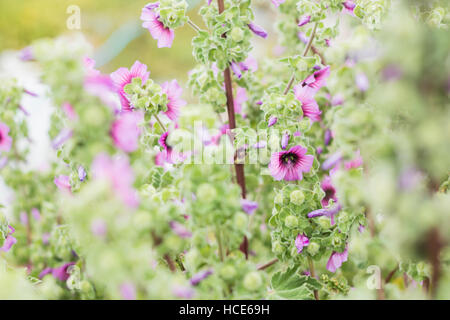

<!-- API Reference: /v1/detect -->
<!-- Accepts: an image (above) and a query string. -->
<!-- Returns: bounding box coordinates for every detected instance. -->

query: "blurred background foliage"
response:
[0,0,205,81]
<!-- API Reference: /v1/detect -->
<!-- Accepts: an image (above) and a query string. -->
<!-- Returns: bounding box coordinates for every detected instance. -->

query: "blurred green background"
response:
[0,0,205,81]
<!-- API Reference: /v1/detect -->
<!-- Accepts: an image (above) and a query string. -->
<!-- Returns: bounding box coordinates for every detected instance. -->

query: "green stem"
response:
[308,257,320,300]
[153,114,167,132]
[283,22,319,95]
[216,227,224,262]
[187,18,201,33]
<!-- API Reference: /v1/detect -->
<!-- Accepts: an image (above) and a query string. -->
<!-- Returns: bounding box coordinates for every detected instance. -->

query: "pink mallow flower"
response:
[54,175,71,193]
[110,61,150,112]
[299,66,331,97]
[344,150,363,170]
[169,221,192,238]
[293,84,322,122]
[0,122,12,153]
[241,199,258,215]
[141,2,175,48]
[321,176,338,207]
[234,87,248,115]
[39,262,76,281]
[342,1,356,16]
[0,226,17,252]
[326,246,348,273]
[110,111,144,153]
[161,80,186,121]
[271,0,285,7]
[269,145,314,181]
[92,153,139,208]
[298,15,311,27]
[295,234,309,253]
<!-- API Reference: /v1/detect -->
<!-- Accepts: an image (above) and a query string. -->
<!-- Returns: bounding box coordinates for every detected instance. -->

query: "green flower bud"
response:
[306,242,320,256]
[243,271,262,291]
[234,212,248,230]
[274,193,284,204]
[197,183,217,202]
[290,190,305,205]
[220,265,237,280]
[272,241,284,254]
[284,215,298,228]
[317,216,331,229]
[230,27,244,42]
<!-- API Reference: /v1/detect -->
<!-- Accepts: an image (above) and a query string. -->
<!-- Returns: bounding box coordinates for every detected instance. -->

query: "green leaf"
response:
[269,266,322,300]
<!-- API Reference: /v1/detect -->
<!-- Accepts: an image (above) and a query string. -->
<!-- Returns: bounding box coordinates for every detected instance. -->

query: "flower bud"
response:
[290,190,305,205]
[272,241,284,254]
[197,183,217,202]
[230,27,245,42]
[284,215,298,228]
[243,271,262,291]
[317,216,331,229]
[220,265,237,280]
[306,242,320,256]
[274,193,284,204]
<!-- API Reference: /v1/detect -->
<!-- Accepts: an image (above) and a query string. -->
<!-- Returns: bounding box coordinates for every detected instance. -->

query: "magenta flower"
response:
[300,66,331,96]
[269,145,314,181]
[271,0,285,7]
[293,84,322,122]
[344,150,363,170]
[92,153,139,208]
[161,80,187,121]
[169,221,192,238]
[268,116,278,127]
[39,262,76,281]
[231,61,242,79]
[120,282,137,300]
[190,269,213,286]
[54,175,71,193]
[19,46,34,61]
[141,3,175,48]
[321,175,338,207]
[111,111,144,153]
[0,226,17,252]
[52,129,73,149]
[298,31,308,44]
[308,203,341,225]
[295,234,309,253]
[298,15,311,27]
[234,87,248,115]
[324,129,332,146]
[281,132,289,150]
[0,122,12,153]
[110,61,150,112]
[326,246,348,272]
[342,1,356,15]
[247,22,268,38]
[331,93,344,106]
[239,56,258,72]
[241,199,258,215]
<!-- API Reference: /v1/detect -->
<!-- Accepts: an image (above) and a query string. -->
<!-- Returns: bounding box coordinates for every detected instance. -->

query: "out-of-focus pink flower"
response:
[241,199,258,215]
[91,218,107,237]
[111,111,144,153]
[78,166,87,181]
[322,151,342,171]
[111,61,150,112]
[239,56,258,73]
[300,66,331,96]
[342,1,356,16]
[173,285,195,299]
[298,15,311,27]
[344,150,363,170]
[61,102,78,120]
[271,0,285,7]
[269,145,314,181]
[355,72,369,91]
[234,87,248,115]
[0,226,17,252]
[169,221,192,238]
[31,208,41,221]
[0,122,12,153]
[190,269,213,286]
[298,31,309,44]
[281,132,290,150]
[326,246,348,272]
[295,234,309,253]
[39,262,76,281]
[161,80,186,121]
[19,46,34,61]
[120,282,137,300]
[52,129,73,149]
[141,3,175,48]
[92,153,139,208]
[268,116,278,127]
[54,175,71,193]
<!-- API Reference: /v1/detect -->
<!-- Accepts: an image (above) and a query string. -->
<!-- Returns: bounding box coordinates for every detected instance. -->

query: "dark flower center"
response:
[0,131,3,143]
[281,152,298,165]
[324,187,335,200]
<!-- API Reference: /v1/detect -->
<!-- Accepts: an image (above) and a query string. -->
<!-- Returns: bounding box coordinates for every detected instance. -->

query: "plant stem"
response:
[187,18,201,33]
[308,257,320,300]
[257,258,279,271]
[153,114,167,132]
[217,0,247,199]
[283,22,319,95]
[216,227,224,262]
